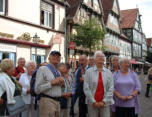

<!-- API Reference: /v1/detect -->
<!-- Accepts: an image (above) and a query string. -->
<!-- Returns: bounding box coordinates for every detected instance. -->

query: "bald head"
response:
[79,55,88,68]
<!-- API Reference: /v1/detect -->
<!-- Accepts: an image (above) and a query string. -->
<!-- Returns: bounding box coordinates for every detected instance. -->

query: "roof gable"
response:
[120,8,138,29]
[101,0,114,23]
[67,0,82,18]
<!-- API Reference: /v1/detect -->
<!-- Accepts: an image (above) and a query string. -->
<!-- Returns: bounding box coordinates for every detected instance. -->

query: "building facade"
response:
[101,0,131,60]
[121,8,145,61]
[67,0,104,67]
[0,0,66,65]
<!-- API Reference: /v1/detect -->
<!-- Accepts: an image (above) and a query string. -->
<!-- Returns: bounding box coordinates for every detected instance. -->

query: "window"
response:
[41,1,53,28]
[0,51,16,66]
[32,54,45,65]
[0,0,5,14]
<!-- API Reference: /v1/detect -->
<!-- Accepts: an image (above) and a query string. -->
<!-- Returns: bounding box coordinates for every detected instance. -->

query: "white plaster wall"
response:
[8,0,40,24]
[17,45,31,61]
[0,18,65,61]
[54,4,65,31]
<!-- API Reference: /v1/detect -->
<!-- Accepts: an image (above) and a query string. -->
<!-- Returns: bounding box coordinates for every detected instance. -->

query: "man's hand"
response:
[80,77,84,83]
[0,98,4,104]
[63,92,72,98]
[51,77,64,86]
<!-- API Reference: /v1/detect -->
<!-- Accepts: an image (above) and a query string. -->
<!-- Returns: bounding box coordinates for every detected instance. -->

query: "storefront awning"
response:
[130,59,138,64]
[137,61,144,64]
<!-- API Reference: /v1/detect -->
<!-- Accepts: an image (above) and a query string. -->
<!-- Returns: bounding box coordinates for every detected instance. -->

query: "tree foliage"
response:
[71,18,105,53]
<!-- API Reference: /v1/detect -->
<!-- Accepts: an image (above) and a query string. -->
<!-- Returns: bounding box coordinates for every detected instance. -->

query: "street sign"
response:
[69,41,75,50]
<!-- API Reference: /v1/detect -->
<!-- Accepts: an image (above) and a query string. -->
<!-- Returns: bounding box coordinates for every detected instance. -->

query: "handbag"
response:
[6,95,27,116]
[148,74,152,81]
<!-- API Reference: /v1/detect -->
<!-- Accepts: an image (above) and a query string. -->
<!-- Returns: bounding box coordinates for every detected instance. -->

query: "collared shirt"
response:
[35,64,62,97]
[83,65,114,105]
[112,70,141,113]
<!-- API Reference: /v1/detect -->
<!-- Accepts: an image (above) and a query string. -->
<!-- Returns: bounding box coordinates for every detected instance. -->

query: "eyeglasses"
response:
[96,56,104,58]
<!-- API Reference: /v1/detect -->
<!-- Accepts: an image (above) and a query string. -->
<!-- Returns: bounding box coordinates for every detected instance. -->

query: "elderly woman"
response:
[19,61,36,117]
[0,59,22,116]
[112,58,141,117]
[111,55,119,73]
[145,66,152,97]
[57,63,72,117]
[84,51,114,117]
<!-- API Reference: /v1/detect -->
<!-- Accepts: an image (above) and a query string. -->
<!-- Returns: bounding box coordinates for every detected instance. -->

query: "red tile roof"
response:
[120,8,138,29]
[101,0,114,24]
[67,0,82,18]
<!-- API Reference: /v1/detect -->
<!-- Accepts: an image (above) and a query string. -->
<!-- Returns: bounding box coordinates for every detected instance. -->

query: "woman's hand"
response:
[126,95,134,100]
[26,89,31,94]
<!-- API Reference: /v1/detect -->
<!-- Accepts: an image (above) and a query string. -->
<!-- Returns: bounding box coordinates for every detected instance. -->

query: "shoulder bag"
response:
[6,95,27,116]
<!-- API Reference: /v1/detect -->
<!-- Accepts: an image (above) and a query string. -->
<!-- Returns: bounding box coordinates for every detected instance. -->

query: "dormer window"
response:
[40,1,54,28]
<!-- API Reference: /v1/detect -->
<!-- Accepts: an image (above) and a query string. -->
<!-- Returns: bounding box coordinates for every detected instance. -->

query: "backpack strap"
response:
[46,64,60,78]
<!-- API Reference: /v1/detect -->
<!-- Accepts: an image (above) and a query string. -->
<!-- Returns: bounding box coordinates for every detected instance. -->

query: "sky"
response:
[118,0,152,38]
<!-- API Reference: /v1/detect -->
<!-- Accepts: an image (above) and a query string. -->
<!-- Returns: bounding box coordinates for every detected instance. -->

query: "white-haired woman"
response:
[0,59,22,116]
[111,56,119,73]
[19,61,36,117]
[84,51,114,117]
[112,58,141,117]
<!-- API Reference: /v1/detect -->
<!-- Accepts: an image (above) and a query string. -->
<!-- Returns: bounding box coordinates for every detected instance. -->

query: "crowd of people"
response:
[0,50,151,117]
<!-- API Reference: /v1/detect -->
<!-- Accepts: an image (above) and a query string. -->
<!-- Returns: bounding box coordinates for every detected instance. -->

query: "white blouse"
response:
[19,72,31,104]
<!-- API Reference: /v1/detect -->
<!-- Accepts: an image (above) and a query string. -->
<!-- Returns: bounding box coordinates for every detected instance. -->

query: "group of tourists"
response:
[0,50,151,117]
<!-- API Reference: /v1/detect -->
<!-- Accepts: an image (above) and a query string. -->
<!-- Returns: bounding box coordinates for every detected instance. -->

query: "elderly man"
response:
[35,51,64,117]
[71,55,88,117]
[13,57,26,80]
[83,51,114,117]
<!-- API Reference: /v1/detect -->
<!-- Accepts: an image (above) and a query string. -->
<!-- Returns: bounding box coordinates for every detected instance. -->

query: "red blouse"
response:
[94,71,104,102]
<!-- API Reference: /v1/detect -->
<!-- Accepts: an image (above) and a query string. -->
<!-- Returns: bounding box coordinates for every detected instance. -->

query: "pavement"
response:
[73,74,152,117]
[138,74,152,117]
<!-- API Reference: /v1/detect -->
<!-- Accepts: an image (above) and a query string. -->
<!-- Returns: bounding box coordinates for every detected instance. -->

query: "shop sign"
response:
[52,34,62,44]
[0,43,16,52]
[0,32,14,38]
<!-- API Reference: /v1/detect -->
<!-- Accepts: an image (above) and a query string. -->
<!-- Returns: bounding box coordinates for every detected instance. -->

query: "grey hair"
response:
[111,55,119,62]
[57,62,66,69]
[118,58,130,65]
[17,57,25,63]
[0,59,14,72]
[25,60,36,68]
[94,51,105,59]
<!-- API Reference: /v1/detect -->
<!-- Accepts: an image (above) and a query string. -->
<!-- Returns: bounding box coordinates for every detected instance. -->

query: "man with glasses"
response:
[35,51,64,117]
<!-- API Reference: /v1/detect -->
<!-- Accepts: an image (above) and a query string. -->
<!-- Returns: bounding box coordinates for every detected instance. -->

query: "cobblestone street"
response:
[138,74,152,117]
